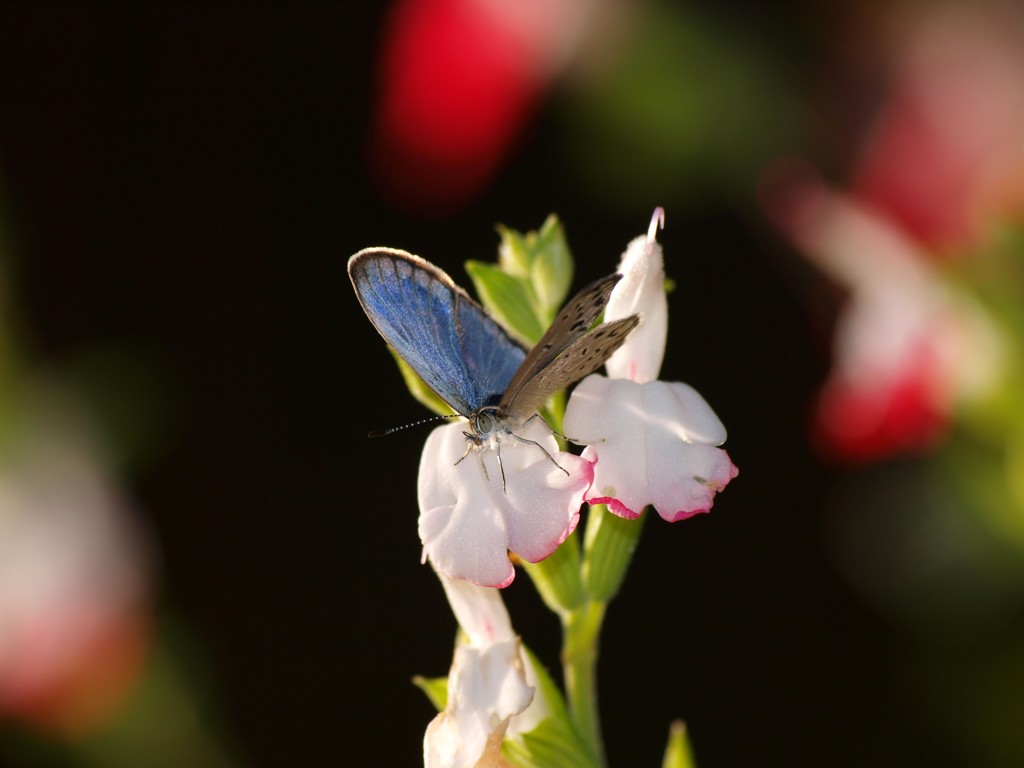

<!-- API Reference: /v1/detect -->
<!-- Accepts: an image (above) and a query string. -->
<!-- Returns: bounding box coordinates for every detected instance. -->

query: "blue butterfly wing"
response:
[455,288,529,410]
[348,248,527,415]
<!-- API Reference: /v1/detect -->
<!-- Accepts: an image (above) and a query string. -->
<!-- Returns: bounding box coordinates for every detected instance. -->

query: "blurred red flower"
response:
[369,0,591,212]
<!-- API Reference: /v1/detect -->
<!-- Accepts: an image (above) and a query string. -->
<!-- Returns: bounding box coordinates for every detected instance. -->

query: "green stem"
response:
[528,504,645,766]
[563,599,607,767]
[563,505,645,766]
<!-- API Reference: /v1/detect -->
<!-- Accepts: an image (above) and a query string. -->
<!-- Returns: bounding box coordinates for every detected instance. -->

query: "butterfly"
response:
[348,247,640,480]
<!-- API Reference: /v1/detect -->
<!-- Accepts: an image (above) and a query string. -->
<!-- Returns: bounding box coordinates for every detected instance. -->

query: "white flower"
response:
[424,574,538,768]
[564,209,737,520]
[418,419,593,587]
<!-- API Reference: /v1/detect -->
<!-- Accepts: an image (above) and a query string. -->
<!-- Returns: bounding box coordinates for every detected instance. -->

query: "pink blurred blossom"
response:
[765,164,1003,461]
[763,3,1018,460]
[0,429,151,734]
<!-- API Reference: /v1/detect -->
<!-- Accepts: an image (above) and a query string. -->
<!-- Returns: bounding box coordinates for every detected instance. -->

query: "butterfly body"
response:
[348,247,639,454]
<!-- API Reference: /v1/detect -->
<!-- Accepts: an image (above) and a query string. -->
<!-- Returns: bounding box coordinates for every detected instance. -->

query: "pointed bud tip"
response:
[647,207,665,245]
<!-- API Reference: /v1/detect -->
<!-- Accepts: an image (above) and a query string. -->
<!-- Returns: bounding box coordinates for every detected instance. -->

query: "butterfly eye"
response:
[474,411,494,435]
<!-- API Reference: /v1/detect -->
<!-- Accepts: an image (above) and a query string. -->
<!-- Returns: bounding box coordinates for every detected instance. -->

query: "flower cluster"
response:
[354,211,736,767]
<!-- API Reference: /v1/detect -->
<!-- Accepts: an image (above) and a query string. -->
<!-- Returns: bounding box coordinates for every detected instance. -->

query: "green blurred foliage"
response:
[561,2,802,208]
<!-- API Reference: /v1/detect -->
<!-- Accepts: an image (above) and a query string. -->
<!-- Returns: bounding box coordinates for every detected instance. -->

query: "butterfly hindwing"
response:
[502,315,641,421]
[500,274,622,410]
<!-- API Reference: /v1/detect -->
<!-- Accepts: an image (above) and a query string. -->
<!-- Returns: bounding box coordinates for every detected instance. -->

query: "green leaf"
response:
[661,720,697,768]
[503,648,593,768]
[561,3,801,203]
[388,347,453,417]
[465,260,545,345]
[522,646,573,729]
[412,675,448,712]
[503,719,595,768]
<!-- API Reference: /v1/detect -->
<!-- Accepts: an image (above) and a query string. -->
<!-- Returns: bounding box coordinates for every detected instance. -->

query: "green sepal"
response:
[582,504,645,603]
[464,260,545,346]
[523,530,584,614]
[494,216,574,325]
[527,215,573,320]
[412,675,448,712]
[497,224,533,277]
[661,720,697,768]
[502,647,592,768]
[388,347,452,418]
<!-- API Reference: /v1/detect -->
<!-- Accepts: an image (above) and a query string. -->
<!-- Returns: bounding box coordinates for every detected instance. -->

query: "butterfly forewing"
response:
[454,289,530,409]
[348,248,527,416]
[500,273,622,409]
[502,314,641,421]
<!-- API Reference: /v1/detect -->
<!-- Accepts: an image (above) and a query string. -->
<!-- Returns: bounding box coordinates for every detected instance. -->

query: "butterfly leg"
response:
[509,430,570,478]
[455,437,491,483]
[523,412,572,443]
[494,440,508,493]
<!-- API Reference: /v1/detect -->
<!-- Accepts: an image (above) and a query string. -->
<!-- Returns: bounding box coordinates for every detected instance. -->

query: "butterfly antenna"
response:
[368,413,459,438]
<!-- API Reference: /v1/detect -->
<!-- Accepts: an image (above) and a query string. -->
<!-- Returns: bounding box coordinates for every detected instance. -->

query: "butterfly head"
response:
[463,405,506,449]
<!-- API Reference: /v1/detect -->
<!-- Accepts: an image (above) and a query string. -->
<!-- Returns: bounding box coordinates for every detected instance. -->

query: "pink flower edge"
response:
[586,452,738,522]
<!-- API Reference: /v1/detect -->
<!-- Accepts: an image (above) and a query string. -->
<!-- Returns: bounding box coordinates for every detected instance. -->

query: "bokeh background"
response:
[1,2,1023,767]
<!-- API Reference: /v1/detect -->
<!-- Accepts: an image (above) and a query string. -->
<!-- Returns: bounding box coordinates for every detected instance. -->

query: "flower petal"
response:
[564,376,737,521]
[418,421,591,587]
[437,571,514,646]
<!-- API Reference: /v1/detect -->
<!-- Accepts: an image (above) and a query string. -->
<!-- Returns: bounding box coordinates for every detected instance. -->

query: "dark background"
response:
[0,4,926,767]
